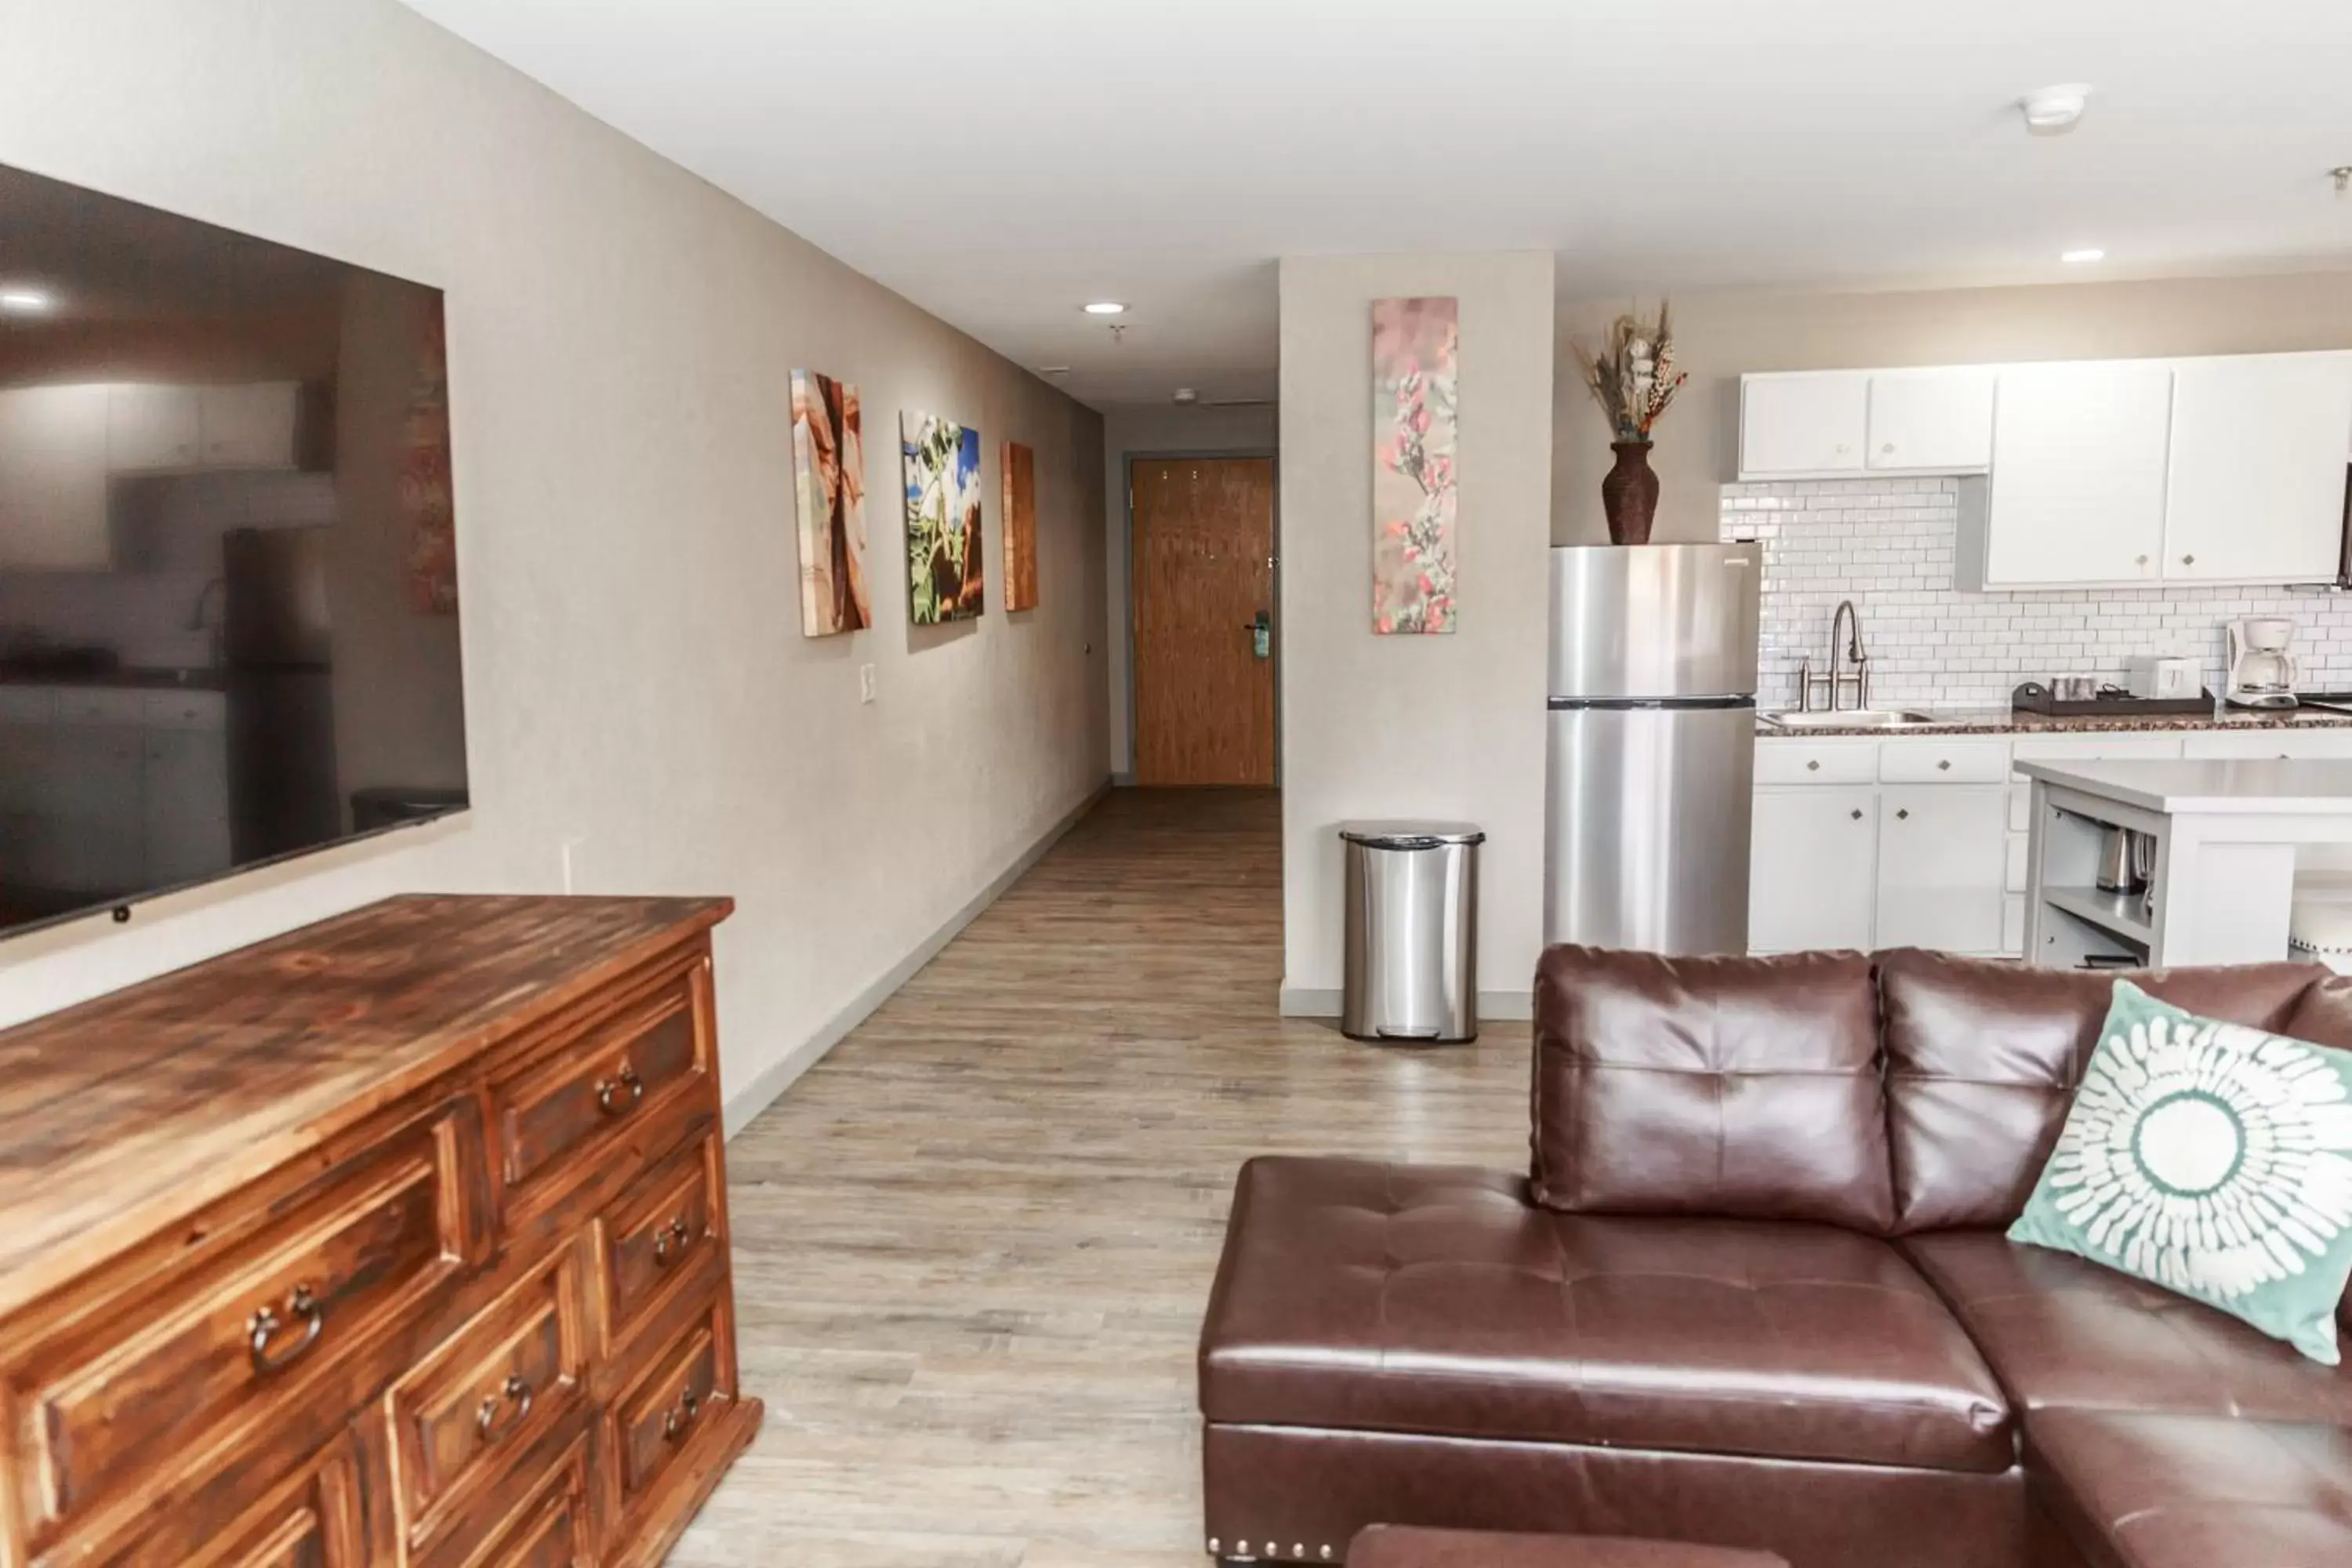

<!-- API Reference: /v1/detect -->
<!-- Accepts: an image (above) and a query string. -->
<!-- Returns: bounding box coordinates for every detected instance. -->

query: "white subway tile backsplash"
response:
[1722,477,2352,707]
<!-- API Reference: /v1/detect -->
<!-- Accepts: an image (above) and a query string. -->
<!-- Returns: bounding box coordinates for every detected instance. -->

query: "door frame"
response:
[1119,448,1282,786]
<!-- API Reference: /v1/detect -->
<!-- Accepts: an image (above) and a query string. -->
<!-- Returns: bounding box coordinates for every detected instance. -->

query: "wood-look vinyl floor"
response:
[673,788,1532,1566]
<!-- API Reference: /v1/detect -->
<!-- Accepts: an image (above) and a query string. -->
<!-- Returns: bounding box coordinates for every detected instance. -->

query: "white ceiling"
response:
[400,0,2352,409]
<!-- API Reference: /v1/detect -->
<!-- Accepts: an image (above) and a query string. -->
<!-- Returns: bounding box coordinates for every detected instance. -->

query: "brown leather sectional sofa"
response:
[1198,948,2352,1568]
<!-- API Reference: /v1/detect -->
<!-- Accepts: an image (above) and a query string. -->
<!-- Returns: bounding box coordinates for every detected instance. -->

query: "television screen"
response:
[0,162,467,938]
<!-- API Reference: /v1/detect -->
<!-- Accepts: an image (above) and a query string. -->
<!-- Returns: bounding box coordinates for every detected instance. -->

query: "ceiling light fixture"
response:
[1172,388,1200,405]
[1037,365,1072,376]
[1083,301,1127,316]
[2020,83,2092,135]
[2060,248,2106,263]
[0,288,53,314]
[2333,166,2351,195]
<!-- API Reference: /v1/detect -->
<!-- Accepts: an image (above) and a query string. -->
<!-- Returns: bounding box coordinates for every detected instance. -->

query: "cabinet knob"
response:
[1881,443,1896,454]
[1850,808,1864,821]
[1806,760,1821,771]
[1896,808,1911,820]
[2182,554,2195,566]
[2136,554,2150,567]
[1937,760,1951,771]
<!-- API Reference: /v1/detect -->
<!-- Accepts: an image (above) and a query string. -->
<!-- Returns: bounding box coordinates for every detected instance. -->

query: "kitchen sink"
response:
[1760,709,1940,730]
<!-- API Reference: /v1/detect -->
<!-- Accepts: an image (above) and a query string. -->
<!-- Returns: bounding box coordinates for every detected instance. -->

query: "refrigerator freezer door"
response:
[1549,544,1760,700]
[1544,702,1755,953]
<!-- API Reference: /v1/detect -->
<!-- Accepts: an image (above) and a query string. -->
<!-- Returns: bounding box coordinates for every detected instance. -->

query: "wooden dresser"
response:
[0,895,761,1568]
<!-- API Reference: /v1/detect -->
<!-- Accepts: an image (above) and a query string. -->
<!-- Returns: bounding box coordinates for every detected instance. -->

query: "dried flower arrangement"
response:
[1570,301,1689,443]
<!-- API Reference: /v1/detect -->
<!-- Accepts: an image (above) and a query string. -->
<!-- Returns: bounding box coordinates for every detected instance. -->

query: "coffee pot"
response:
[2226,618,2299,710]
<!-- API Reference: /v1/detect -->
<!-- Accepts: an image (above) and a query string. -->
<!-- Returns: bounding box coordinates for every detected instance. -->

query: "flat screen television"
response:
[0,162,467,938]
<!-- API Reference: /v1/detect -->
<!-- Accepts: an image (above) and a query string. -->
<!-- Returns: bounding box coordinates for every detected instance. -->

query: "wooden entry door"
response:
[1131,456,1276,786]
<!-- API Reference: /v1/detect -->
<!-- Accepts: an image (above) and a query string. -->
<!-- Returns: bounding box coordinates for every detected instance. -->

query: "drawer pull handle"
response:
[476,1374,534,1444]
[1806,760,1820,771]
[1937,760,1951,771]
[652,1218,694,1267]
[1896,808,1911,820]
[596,1062,644,1116]
[662,1390,702,1443]
[248,1283,325,1374]
[1849,808,1864,821]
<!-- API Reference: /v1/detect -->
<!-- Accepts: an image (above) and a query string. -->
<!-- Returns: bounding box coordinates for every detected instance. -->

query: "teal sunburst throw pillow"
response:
[2009,979,2352,1364]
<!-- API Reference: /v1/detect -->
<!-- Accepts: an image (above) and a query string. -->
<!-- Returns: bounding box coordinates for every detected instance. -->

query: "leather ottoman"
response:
[1350,1527,1789,1566]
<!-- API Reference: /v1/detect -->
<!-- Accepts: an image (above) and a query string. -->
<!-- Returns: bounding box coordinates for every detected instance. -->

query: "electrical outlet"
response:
[858,663,877,704]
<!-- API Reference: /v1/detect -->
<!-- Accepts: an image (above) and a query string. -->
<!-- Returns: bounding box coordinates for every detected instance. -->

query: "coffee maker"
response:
[2227,617,2300,709]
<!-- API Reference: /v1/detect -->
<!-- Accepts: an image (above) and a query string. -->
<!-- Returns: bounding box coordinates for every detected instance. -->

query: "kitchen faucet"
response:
[1797,599,1871,712]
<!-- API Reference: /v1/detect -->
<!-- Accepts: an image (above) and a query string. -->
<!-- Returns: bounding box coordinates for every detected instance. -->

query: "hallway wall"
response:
[1276,252,1555,1013]
[0,0,1109,1129]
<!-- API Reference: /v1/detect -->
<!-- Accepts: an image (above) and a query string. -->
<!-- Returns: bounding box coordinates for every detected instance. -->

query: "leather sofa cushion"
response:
[1200,1156,2013,1474]
[1878,952,2322,1233]
[2025,1409,2352,1568]
[1532,947,1893,1232]
[1348,1526,1788,1567]
[1901,1231,2352,1424]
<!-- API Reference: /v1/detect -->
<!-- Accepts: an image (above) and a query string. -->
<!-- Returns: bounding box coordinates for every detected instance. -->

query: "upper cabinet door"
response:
[106,383,202,470]
[1984,362,2175,586]
[198,383,299,470]
[0,385,113,569]
[2164,353,2352,585]
[1866,368,1995,471]
[1739,373,1867,477]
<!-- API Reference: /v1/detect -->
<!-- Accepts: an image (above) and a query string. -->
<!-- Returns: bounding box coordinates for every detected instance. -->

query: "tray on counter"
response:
[2010,682,2215,718]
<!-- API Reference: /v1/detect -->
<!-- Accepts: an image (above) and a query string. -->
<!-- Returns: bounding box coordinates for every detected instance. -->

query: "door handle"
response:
[1244,612,1271,660]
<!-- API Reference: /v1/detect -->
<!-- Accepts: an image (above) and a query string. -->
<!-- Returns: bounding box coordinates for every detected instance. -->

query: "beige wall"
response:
[0,0,1110,1127]
[1554,270,2352,546]
[1278,252,1554,1011]
[1100,403,1279,776]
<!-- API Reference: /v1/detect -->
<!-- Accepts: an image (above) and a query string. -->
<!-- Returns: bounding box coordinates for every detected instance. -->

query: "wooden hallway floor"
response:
[673,787,1533,1567]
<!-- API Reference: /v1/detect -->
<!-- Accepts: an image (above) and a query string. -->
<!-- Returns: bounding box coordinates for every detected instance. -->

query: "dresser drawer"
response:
[106,1431,365,1568]
[1755,739,1878,785]
[601,1134,720,1345]
[422,1436,590,1568]
[16,1111,467,1539]
[610,1293,732,1515]
[388,1245,588,1551]
[1878,737,2009,784]
[492,971,706,1202]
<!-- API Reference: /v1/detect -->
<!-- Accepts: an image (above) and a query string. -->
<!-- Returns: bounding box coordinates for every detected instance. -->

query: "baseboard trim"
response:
[723,779,1111,1138]
[1111,770,1137,786]
[1278,986,1533,1022]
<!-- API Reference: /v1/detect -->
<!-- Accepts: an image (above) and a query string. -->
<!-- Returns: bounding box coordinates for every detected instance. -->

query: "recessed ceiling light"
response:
[0,289,53,314]
[2020,83,2092,135]
[1083,301,1127,316]
[2060,248,2106,263]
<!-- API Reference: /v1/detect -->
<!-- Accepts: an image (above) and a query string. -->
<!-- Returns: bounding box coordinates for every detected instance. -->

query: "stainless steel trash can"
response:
[1339,822,1483,1044]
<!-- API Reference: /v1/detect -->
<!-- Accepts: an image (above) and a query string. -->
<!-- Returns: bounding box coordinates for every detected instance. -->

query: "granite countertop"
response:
[1756,706,2352,738]
[0,668,227,691]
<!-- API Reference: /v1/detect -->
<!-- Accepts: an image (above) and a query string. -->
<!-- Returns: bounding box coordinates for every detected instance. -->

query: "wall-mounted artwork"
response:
[902,412,985,624]
[1371,295,1459,635]
[405,311,457,615]
[1002,440,1039,612]
[791,368,871,636]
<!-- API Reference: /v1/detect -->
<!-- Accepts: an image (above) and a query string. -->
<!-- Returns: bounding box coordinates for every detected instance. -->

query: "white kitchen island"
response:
[2020,758,2352,968]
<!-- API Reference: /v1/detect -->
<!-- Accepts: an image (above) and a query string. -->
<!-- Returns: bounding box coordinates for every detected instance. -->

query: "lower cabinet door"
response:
[1876,786,2011,953]
[1749,787,1878,952]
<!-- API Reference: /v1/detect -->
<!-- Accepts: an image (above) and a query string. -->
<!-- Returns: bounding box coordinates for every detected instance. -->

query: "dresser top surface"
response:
[0,893,730,1318]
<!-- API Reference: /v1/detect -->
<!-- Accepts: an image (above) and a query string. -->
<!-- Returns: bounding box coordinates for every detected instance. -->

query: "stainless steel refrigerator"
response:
[1544,543,1760,953]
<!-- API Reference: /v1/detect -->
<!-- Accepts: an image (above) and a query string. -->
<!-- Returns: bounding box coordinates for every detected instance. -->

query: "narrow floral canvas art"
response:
[1371,296,1459,635]
[1002,440,1039,612]
[902,412,985,624]
[791,368,870,636]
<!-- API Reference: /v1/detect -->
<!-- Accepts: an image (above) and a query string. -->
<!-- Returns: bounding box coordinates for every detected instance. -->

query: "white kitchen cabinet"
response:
[106,383,202,470]
[1739,373,1867,478]
[1866,368,1995,472]
[1875,786,2012,952]
[198,383,299,469]
[1751,785,1879,951]
[141,724,233,886]
[2164,354,2352,585]
[1976,361,2176,587]
[0,385,113,569]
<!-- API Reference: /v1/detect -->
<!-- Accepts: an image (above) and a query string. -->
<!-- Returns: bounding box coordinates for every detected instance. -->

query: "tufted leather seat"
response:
[1901,1230,2352,1425]
[1200,1156,2013,1473]
[2025,1409,2352,1568]
[1348,1526,1788,1567]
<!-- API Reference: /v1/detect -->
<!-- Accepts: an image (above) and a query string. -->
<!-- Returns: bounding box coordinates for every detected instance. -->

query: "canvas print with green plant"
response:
[902,411,985,625]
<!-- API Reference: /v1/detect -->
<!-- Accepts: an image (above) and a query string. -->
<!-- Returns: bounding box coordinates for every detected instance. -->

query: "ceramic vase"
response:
[1602,440,1660,546]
